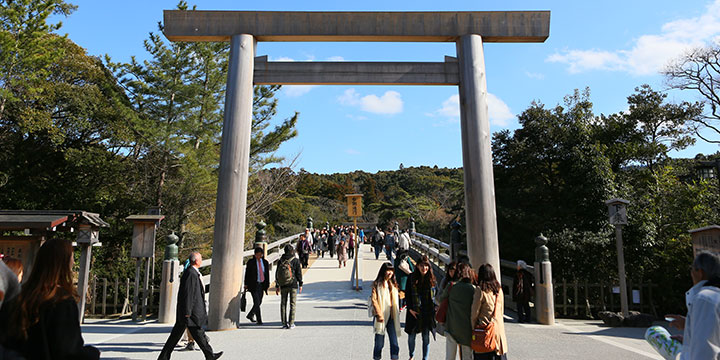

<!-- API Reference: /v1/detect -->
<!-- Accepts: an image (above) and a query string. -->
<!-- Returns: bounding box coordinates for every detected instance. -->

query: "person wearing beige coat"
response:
[370,262,402,360]
[470,264,508,360]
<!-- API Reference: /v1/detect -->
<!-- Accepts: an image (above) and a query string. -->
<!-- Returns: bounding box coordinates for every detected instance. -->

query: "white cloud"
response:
[338,88,361,106]
[525,71,546,80]
[428,94,514,127]
[487,93,515,127]
[547,0,720,75]
[360,91,403,114]
[283,85,317,97]
[337,88,404,115]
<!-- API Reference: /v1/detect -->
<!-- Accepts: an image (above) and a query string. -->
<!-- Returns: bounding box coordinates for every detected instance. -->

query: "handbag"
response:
[434,282,453,323]
[471,292,500,353]
[240,289,247,312]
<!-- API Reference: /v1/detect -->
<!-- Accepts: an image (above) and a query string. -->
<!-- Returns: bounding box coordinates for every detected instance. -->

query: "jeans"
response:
[385,245,394,261]
[280,287,297,326]
[373,317,399,359]
[408,329,430,360]
[374,245,382,259]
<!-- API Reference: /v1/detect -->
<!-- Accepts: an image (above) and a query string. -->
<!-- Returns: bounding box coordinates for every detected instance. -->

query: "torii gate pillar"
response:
[457,34,501,277]
[208,34,255,331]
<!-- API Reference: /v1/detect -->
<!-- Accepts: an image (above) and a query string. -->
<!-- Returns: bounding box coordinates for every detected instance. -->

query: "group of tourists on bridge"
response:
[370,256,509,360]
[296,225,366,268]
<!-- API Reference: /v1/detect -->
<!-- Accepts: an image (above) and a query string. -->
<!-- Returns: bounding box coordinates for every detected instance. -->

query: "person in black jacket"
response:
[1,238,99,360]
[405,256,437,360]
[512,260,535,323]
[244,247,270,325]
[158,252,222,360]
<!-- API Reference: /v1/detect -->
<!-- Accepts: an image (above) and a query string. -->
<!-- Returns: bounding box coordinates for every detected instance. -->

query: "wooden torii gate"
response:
[163,10,550,331]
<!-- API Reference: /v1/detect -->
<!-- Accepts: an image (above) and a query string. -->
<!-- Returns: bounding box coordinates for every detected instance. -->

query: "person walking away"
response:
[329,230,336,258]
[244,247,270,325]
[157,252,222,360]
[438,262,476,360]
[337,233,348,268]
[359,228,366,244]
[405,257,437,360]
[398,229,411,251]
[646,251,720,360]
[374,228,385,260]
[319,230,328,258]
[0,239,100,359]
[348,232,355,260]
[384,228,396,261]
[370,262,401,360]
[394,249,415,308]
[512,260,534,323]
[276,245,303,329]
[471,264,508,360]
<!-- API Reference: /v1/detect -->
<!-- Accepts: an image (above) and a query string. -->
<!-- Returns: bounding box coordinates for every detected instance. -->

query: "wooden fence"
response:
[85,276,159,318]
[85,233,302,319]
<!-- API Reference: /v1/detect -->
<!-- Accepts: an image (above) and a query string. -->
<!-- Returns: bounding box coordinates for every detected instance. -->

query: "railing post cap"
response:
[535,234,548,246]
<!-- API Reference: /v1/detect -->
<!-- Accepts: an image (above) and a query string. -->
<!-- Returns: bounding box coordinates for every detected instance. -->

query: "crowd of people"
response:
[370,256,510,360]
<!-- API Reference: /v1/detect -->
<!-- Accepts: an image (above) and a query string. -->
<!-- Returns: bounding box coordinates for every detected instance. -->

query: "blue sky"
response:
[54,0,720,174]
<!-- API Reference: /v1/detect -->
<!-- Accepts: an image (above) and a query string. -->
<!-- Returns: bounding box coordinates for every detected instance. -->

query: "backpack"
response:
[277,258,294,287]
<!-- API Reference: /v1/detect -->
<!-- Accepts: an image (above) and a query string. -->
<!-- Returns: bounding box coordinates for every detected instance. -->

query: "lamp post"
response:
[605,198,630,318]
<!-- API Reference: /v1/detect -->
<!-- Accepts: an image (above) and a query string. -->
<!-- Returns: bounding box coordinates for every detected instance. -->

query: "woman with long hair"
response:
[438,262,476,360]
[471,264,508,360]
[370,262,401,360]
[405,256,437,360]
[2,238,99,359]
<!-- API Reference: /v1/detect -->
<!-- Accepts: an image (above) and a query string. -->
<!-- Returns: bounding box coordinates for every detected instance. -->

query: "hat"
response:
[517,260,528,269]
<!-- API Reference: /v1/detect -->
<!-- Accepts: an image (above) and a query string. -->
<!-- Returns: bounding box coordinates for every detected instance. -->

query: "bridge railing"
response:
[199,232,302,288]
[409,232,529,315]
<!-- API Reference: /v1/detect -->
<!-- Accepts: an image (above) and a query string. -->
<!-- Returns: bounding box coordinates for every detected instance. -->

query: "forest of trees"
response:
[1,1,719,314]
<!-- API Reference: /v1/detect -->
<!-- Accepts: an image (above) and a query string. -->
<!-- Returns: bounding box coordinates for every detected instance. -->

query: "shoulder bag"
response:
[434,282,453,323]
[471,292,500,353]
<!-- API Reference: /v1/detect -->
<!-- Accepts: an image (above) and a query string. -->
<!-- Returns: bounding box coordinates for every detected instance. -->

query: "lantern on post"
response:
[605,198,629,317]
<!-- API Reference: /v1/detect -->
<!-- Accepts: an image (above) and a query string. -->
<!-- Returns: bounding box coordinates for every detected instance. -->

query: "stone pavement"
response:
[84,245,668,359]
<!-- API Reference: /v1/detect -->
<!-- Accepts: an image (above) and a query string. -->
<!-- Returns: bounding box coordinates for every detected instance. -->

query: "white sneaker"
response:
[289,324,296,329]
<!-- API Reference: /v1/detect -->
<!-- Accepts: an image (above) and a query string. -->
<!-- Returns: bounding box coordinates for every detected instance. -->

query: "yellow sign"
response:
[345,194,363,217]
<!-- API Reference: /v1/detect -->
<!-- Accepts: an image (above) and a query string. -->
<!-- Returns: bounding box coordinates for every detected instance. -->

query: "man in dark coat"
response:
[158,252,222,360]
[512,259,535,323]
[244,247,270,325]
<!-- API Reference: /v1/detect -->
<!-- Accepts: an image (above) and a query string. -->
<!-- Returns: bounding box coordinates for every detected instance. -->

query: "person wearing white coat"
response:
[646,251,720,360]
[370,262,402,360]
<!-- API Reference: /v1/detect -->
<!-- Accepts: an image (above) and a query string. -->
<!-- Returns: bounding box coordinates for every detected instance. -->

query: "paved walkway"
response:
[84,245,669,359]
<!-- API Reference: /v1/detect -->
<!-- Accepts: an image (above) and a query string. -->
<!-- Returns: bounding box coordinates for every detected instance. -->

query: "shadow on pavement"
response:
[94,342,162,354]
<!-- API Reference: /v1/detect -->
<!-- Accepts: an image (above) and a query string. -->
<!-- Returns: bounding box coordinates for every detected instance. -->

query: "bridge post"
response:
[158,232,180,324]
[534,234,555,325]
[456,34,501,279]
[208,33,256,331]
[255,221,268,258]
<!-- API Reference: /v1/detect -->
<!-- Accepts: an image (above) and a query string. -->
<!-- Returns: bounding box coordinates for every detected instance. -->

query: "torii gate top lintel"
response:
[163,10,550,43]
